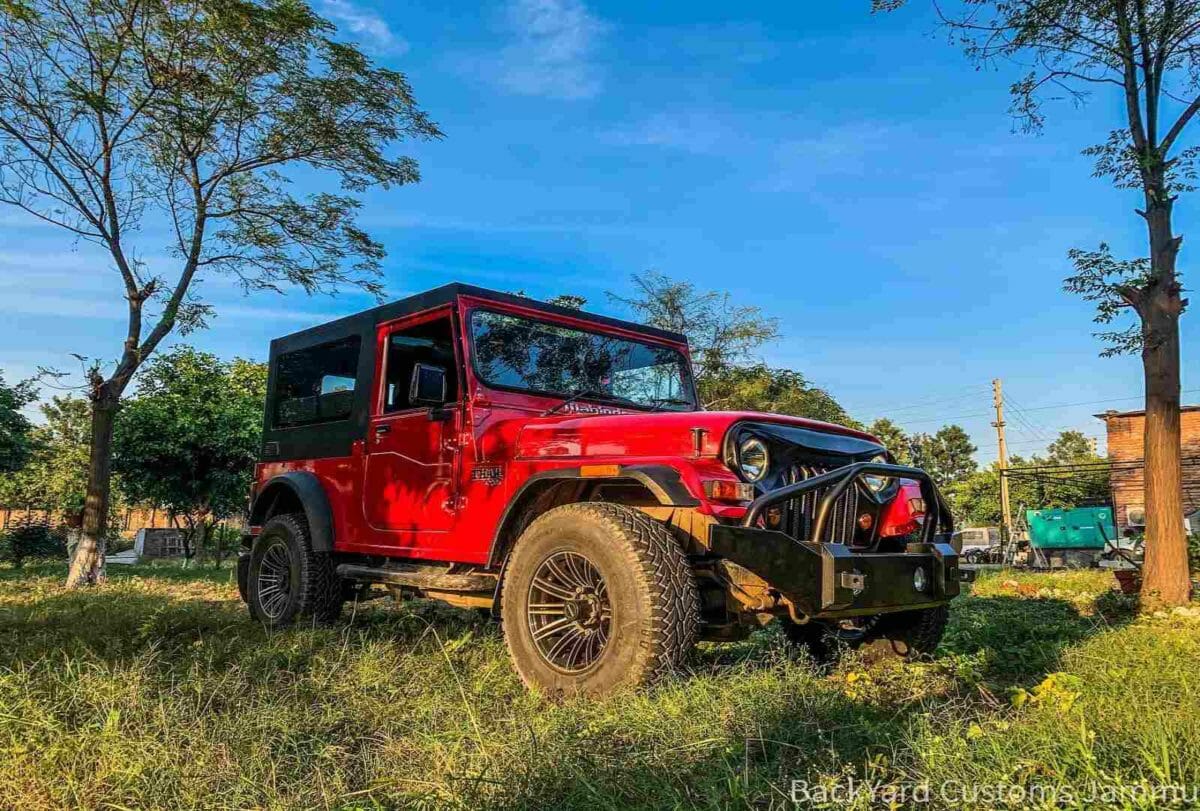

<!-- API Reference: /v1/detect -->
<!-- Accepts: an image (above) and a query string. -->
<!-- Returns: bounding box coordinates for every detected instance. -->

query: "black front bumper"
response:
[710,526,966,617]
[710,461,970,618]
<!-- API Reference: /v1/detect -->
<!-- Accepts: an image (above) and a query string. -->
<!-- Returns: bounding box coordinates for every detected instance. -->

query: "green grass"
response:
[0,564,1197,809]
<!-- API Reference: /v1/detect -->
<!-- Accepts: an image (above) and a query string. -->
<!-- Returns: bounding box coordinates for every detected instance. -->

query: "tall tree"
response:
[113,348,265,562]
[610,272,780,383]
[867,417,914,465]
[911,424,979,489]
[0,372,37,473]
[0,0,441,586]
[875,0,1193,604]
[701,364,859,425]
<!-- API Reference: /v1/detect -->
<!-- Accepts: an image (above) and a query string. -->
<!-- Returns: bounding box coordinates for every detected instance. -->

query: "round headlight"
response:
[737,437,770,482]
[913,566,928,593]
[864,453,890,493]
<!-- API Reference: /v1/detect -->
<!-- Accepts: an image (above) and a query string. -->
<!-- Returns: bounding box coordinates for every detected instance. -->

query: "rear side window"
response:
[274,336,361,428]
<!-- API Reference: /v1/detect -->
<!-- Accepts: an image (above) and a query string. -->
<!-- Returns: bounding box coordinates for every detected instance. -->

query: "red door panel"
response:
[363,410,456,535]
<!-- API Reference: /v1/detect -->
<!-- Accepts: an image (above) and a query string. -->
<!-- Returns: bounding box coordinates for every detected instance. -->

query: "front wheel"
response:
[782,605,949,666]
[500,503,700,696]
[863,605,949,660]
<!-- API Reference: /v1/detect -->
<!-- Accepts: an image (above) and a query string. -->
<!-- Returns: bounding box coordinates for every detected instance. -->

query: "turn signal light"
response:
[703,480,756,503]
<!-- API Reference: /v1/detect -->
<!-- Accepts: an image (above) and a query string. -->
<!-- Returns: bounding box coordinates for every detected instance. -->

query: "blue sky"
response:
[1,0,1195,463]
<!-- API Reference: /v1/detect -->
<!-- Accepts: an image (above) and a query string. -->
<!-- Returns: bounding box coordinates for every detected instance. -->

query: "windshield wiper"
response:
[648,397,694,412]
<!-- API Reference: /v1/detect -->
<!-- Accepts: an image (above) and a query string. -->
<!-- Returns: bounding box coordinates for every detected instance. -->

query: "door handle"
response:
[374,424,390,435]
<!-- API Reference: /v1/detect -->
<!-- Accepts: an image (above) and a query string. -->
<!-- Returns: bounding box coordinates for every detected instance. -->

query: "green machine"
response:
[1026,506,1116,551]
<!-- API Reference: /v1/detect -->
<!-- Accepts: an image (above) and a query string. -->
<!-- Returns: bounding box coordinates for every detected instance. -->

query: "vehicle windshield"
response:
[469,309,697,411]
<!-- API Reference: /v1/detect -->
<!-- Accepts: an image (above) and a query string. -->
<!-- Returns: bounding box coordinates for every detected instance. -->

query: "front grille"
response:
[778,465,861,544]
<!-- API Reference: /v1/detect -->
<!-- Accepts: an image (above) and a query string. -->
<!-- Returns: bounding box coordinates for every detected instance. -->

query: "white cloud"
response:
[604,111,733,155]
[495,0,605,100]
[319,0,408,56]
[763,122,903,192]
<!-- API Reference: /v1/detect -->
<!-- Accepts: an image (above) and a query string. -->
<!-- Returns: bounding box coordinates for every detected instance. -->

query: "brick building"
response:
[1095,405,1200,530]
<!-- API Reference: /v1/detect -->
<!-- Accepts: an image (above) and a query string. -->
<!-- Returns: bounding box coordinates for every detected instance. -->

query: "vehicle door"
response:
[363,310,462,547]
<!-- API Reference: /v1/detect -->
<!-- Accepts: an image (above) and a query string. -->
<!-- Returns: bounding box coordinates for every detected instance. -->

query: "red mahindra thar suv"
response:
[239,284,967,695]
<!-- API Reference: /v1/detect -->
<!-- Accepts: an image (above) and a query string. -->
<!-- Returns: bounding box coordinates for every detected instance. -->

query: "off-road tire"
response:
[500,502,700,696]
[247,512,343,628]
[780,619,871,669]
[782,605,949,667]
[863,605,949,661]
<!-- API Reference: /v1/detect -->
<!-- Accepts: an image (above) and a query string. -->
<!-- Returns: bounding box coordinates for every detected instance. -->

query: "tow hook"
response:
[839,571,866,594]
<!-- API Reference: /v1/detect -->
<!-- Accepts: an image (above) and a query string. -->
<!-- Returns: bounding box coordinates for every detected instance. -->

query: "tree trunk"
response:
[1139,196,1192,606]
[64,394,119,588]
[1140,294,1191,605]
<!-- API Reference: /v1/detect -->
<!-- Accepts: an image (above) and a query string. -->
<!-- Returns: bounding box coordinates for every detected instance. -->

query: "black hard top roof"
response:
[271,282,690,350]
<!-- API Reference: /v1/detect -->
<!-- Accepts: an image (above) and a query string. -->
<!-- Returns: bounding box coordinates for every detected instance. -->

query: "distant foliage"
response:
[867,418,913,465]
[113,348,266,547]
[951,430,1110,527]
[911,425,978,488]
[0,395,95,520]
[604,272,860,423]
[0,516,67,567]
[700,364,858,426]
[0,372,37,473]
[610,272,780,382]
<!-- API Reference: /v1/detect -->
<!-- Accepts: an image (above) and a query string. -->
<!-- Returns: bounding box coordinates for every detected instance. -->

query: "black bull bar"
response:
[708,462,971,618]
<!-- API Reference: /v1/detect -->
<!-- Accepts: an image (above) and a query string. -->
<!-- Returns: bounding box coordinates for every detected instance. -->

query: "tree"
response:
[0,0,441,586]
[701,364,859,425]
[113,348,265,564]
[953,430,1111,526]
[875,0,1194,605]
[1045,429,1100,465]
[0,395,95,522]
[610,272,781,382]
[0,372,37,473]
[867,418,914,465]
[911,425,979,489]
[610,273,862,421]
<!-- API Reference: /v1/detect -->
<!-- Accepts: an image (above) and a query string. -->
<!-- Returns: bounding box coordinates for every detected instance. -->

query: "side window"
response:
[274,336,361,428]
[383,318,459,413]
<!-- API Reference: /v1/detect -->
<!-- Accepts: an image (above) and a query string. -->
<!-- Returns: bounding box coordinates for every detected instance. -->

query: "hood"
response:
[515,410,882,461]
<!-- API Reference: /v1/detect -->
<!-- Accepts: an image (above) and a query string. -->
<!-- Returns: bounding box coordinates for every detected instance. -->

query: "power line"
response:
[848,386,992,418]
[892,388,1200,427]
[1003,393,1055,441]
[1014,389,1200,414]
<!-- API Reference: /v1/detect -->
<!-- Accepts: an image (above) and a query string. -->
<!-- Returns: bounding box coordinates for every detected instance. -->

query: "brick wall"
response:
[1098,406,1200,528]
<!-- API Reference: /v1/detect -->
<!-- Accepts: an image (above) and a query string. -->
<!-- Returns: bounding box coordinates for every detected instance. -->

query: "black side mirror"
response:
[410,363,448,406]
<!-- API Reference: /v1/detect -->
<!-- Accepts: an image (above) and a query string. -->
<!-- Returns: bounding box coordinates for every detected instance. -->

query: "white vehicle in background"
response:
[955,526,1001,564]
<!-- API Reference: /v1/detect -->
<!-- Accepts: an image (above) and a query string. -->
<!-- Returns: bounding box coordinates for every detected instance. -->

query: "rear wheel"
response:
[500,503,699,696]
[247,513,343,628]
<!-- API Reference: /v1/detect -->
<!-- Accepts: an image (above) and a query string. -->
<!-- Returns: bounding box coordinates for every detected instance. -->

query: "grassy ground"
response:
[0,564,1197,810]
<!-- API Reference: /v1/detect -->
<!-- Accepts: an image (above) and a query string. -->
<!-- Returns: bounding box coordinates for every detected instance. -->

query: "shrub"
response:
[0,517,68,567]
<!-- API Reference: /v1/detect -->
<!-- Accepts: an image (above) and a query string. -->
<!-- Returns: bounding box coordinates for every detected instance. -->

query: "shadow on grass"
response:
[0,565,1147,809]
[485,592,1139,809]
[0,560,235,584]
[0,565,496,676]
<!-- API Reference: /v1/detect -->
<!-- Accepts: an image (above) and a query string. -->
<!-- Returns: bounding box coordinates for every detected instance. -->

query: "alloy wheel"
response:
[526,550,612,673]
[256,539,294,620]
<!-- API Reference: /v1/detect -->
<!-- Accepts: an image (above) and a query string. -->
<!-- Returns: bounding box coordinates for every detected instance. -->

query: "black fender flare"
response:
[485,463,700,568]
[249,471,336,553]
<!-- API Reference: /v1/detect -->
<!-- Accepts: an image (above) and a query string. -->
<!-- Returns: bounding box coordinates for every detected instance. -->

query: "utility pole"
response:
[992,378,1015,546]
